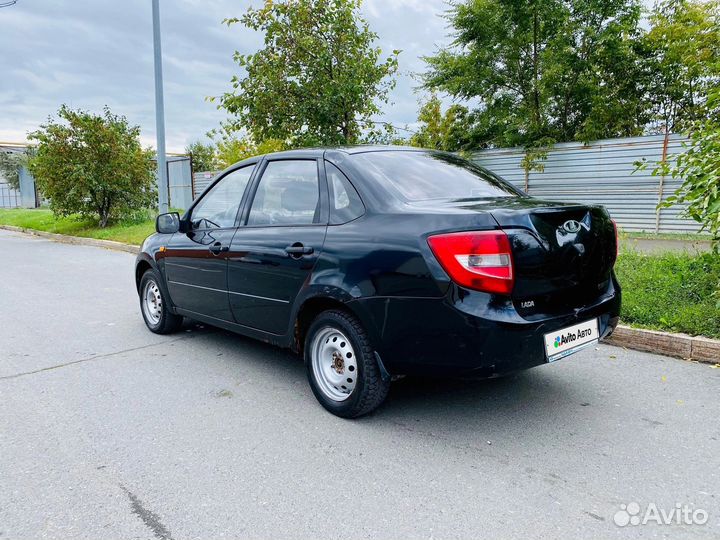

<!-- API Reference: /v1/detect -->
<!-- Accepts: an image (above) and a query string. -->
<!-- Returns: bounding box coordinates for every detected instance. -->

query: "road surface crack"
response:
[120,484,174,540]
[0,335,194,381]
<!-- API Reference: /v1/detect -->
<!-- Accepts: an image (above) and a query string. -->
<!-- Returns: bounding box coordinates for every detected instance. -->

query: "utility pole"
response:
[152,0,169,214]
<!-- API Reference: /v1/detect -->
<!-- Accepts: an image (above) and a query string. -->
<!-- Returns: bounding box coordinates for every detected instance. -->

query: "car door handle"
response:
[285,244,314,256]
[209,242,229,255]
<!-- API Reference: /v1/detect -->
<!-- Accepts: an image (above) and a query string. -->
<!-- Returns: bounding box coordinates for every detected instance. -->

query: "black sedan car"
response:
[135,147,620,417]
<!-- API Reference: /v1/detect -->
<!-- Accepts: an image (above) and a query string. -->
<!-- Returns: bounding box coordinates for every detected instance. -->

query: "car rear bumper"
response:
[348,278,621,377]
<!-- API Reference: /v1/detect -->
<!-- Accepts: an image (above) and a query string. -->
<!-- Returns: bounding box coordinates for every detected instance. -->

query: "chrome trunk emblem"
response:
[562,220,582,233]
[557,213,592,246]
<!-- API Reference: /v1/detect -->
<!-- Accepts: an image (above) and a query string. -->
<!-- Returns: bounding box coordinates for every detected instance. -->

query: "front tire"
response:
[305,310,390,418]
[139,269,183,334]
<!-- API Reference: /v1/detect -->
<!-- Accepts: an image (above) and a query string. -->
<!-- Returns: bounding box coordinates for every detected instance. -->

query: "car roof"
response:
[255,145,426,160]
[223,145,434,175]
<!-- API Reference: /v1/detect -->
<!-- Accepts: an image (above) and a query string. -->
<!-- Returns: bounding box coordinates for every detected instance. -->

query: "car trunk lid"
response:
[421,197,617,317]
[487,199,617,317]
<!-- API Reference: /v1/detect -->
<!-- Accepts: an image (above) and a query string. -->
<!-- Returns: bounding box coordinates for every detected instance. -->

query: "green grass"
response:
[0,208,156,245]
[619,230,712,242]
[615,250,720,339]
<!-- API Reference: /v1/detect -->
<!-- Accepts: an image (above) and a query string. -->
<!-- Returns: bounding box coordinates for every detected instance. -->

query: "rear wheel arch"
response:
[293,296,355,354]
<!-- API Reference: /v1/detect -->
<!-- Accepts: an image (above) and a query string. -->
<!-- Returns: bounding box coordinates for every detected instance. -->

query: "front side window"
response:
[191,166,254,229]
[351,151,521,201]
[247,160,320,226]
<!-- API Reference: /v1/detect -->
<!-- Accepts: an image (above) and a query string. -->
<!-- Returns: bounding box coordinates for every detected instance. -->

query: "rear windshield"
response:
[351,151,520,201]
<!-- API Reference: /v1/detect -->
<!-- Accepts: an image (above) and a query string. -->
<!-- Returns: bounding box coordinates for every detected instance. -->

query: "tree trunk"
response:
[532,8,541,131]
[341,111,351,143]
[98,199,110,228]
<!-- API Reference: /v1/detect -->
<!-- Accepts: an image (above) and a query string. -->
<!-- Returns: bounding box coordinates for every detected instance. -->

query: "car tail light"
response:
[427,230,514,295]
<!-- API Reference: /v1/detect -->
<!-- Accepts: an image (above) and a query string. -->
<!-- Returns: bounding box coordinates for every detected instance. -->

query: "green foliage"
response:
[0,150,29,190]
[423,0,646,149]
[519,138,554,189]
[215,136,287,169]
[27,105,156,228]
[654,87,720,246]
[615,250,720,337]
[215,0,399,146]
[409,94,473,151]
[185,141,218,173]
[361,121,408,145]
[642,0,720,134]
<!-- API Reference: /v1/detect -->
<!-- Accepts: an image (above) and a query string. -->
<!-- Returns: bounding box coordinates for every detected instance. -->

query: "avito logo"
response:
[553,327,593,348]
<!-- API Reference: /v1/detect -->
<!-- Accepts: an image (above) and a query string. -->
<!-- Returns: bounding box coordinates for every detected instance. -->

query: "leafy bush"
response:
[655,87,720,247]
[615,250,720,338]
[214,136,286,169]
[28,105,156,227]
[185,141,218,173]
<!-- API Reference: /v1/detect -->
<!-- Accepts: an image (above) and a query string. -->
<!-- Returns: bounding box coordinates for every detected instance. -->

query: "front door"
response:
[165,165,255,321]
[228,159,327,334]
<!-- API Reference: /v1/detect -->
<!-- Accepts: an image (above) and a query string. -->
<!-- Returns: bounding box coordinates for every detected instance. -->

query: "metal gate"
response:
[0,181,21,208]
[166,156,193,210]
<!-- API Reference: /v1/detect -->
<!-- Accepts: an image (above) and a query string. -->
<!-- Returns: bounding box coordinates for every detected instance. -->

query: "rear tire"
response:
[305,309,390,418]
[139,269,183,334]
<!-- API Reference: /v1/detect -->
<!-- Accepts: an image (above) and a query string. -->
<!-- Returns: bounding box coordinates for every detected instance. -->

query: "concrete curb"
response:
[2,225,718,364]
[606,325,719,364]
[0,225,140,254]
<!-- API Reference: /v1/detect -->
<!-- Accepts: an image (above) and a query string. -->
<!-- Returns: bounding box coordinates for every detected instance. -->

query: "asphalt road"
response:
[0,228,718,540]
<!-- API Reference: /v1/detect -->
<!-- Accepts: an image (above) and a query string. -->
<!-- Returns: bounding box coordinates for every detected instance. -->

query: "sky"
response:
[0,0,452,152]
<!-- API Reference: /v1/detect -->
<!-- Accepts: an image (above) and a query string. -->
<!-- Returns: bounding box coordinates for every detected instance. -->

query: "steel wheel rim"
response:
[142,279,163,325]
[310,327,358,402]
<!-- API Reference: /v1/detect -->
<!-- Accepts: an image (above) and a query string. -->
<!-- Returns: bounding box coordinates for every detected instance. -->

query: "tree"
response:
[214,0,399,146]
[655,86,720,247]
[28,105,156,227]
[215,136,287,169]
[185,141,218,173]
[422,0,646,148]
[642,0,720,136]
[409,94,473,152]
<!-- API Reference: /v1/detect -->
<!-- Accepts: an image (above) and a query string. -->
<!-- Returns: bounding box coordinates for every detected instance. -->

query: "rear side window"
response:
[326,162,364,224]
[247,160,320,226]
[352,151,520,201]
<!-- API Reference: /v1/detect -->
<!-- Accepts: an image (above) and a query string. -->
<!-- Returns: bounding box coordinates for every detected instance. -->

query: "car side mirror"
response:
[156,212,180,234]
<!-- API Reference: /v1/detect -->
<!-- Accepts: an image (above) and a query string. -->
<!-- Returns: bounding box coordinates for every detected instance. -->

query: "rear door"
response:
[164,164,256,321]
[228,158,328,334]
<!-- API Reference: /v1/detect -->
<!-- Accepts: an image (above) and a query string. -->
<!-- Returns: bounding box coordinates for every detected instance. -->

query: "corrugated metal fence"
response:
[470,134,698,233]
[193,171,220,199]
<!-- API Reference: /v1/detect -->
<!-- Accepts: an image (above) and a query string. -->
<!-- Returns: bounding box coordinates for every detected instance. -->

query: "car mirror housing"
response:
[156,212,180,234]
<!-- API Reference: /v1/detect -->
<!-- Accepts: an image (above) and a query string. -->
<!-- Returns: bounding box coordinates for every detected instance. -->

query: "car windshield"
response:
[352,151,521,201]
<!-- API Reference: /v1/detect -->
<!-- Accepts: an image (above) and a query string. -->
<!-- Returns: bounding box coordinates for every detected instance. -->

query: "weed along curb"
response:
[2,225,718,363]
[0,225,140,255]
[606,325,720,364]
